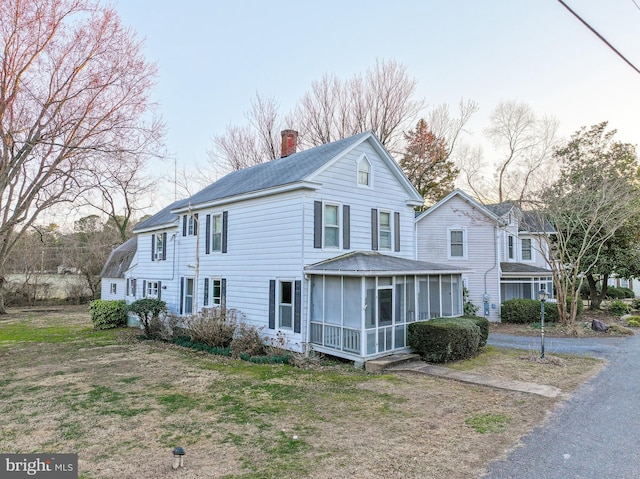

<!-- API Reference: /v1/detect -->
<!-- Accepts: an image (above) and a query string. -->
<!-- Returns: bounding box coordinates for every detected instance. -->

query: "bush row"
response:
[407,316,488,363]
[500,298,584,324]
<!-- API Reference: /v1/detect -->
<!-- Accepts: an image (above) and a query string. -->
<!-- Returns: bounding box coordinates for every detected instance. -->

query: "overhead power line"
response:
[557,0,640,76]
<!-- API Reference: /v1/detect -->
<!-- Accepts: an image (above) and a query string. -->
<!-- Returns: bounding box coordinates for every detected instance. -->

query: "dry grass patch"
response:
[0,307,604,479]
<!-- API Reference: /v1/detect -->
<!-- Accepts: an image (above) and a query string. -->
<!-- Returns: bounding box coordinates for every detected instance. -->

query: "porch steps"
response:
[364,353,421,373]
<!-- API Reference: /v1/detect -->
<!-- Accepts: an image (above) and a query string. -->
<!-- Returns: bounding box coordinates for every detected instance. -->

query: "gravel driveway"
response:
[482,332,640,479]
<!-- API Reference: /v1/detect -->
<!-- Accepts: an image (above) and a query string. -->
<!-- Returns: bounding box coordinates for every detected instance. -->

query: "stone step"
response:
[364,353,421,373]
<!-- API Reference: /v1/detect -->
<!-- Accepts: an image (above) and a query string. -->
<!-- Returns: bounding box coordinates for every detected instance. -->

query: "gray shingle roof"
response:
[100,237,137,278]
[133,199,189,232]
[134,131,372,232]
[500,262,552,274]
[305,251,468,275]
[485,201,517,217]
[182,131,370,207]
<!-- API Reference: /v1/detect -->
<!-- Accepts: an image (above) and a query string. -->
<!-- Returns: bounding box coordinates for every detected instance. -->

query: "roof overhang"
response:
[171,181,322,213]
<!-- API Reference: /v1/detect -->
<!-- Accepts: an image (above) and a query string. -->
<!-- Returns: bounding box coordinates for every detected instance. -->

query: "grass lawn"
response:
[0,306,604,479]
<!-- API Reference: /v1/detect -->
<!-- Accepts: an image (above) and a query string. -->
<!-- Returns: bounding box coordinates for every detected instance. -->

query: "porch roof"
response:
[305,251,468,276]
[501,262,552,276]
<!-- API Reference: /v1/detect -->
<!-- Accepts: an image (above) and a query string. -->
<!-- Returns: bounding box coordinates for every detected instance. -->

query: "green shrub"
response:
[128,298,168,338]
[626,316,640,327]
[621,287,635,299]
[463,315,489,347]
[605,287,627,300]
[502,297,583,324]
[608,299,631,317]
[89,299,128,330]
[631,298,640,310]
[500,299,542,324]
[407,318,481,363]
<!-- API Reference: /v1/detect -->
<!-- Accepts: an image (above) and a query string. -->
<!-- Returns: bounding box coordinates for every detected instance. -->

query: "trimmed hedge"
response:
[501,298,583,324]
[408,318,481,363]
[463,315,489,347]
[89,299,128,330]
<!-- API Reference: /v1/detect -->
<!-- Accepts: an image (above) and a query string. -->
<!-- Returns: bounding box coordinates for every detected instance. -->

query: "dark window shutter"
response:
[394,212,400,252]
[294,280,301,333]
[151,234,155,261]
[222,211,228,253]
[205,214,211,254]
[371,208,378,250]
[142,280,147,297]
[268,280,276,329]
[126,279,130,295]
[203,278,209,306]
[179,278,184,315]
[194,213,198,235]
[314,201,322,248]
[343,205,351,250]
[182,215,187,236]
[158,281,162,300]
[162,232,167,260]
[221,278,227,312]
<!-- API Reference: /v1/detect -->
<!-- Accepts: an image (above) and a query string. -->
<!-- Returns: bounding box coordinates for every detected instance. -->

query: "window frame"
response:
[448,228,466,259]
[154,234,165,261]
[278,280,294,330]
[521,238,533,261]
[508,235,515,260]
[323,203,341,249]
[110,283,117,294]
[378,210,392,251]
[211,213,223,252]
[146,280,159,298]
[357,155,372,187]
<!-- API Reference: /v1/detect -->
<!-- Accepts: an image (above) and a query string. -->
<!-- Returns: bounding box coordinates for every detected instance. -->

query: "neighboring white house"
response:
[112,131,466,362]
[415,189,554,322]
[100,237,137,301]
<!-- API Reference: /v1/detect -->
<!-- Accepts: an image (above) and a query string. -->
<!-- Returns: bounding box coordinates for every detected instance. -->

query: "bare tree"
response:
[427,98,478,161]
[0,0,162,313]
[209,59,424,172]
[82,153,155,242]
[459,101,559,203]
[296,59,423,154]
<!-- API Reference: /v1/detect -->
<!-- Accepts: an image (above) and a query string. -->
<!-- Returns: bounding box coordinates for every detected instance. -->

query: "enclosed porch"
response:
[305,252,466,361]
[500,263,554,301]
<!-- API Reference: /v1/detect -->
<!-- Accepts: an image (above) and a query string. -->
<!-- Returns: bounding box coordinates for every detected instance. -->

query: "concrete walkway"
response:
[389,361,562,398]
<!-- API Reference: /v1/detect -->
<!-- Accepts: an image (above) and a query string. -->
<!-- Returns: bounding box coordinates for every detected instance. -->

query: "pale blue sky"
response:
[115,0,640,201]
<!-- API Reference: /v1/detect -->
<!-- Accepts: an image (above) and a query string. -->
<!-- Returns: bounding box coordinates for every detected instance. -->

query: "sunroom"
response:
[500,263,554,301]
[305,252,467,361]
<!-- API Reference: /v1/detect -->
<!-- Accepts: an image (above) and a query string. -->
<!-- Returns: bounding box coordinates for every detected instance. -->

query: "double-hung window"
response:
[508,235,515,260]
[212,214,223,252]
[279,281,293,330]
[521,238,532,261]
[110,283,117,294]
[324,204,340,248]
[449,229,465,258]
[379,211,392,250]
[153,233,166,261]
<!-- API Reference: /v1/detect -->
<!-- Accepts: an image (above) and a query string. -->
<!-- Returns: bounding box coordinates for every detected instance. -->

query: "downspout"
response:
[483,223,499,317]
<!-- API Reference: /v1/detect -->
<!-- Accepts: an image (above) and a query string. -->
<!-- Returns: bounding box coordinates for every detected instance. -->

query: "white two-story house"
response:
[108,131,465,362]
[415,189,553,322]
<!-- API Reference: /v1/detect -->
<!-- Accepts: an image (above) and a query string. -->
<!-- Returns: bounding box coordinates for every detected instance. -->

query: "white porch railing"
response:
[310,323,361,354]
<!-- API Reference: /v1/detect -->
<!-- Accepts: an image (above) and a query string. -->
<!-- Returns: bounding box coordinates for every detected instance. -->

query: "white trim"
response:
[447,226,467,260]
[378,210,393,251]
[356,154,372,188]
[322,201,342,250]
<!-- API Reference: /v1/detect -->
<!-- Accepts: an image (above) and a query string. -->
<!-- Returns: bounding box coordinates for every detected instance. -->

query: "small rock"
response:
[591,319,608,332]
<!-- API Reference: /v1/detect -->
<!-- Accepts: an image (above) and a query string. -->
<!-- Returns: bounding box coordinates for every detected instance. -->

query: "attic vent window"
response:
[357,157,371,186]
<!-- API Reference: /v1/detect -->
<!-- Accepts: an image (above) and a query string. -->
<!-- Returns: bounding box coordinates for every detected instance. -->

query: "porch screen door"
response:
[377,283,393,352]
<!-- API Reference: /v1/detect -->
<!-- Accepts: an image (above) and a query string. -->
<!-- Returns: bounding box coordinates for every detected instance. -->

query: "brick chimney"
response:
[280,129,298,157]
